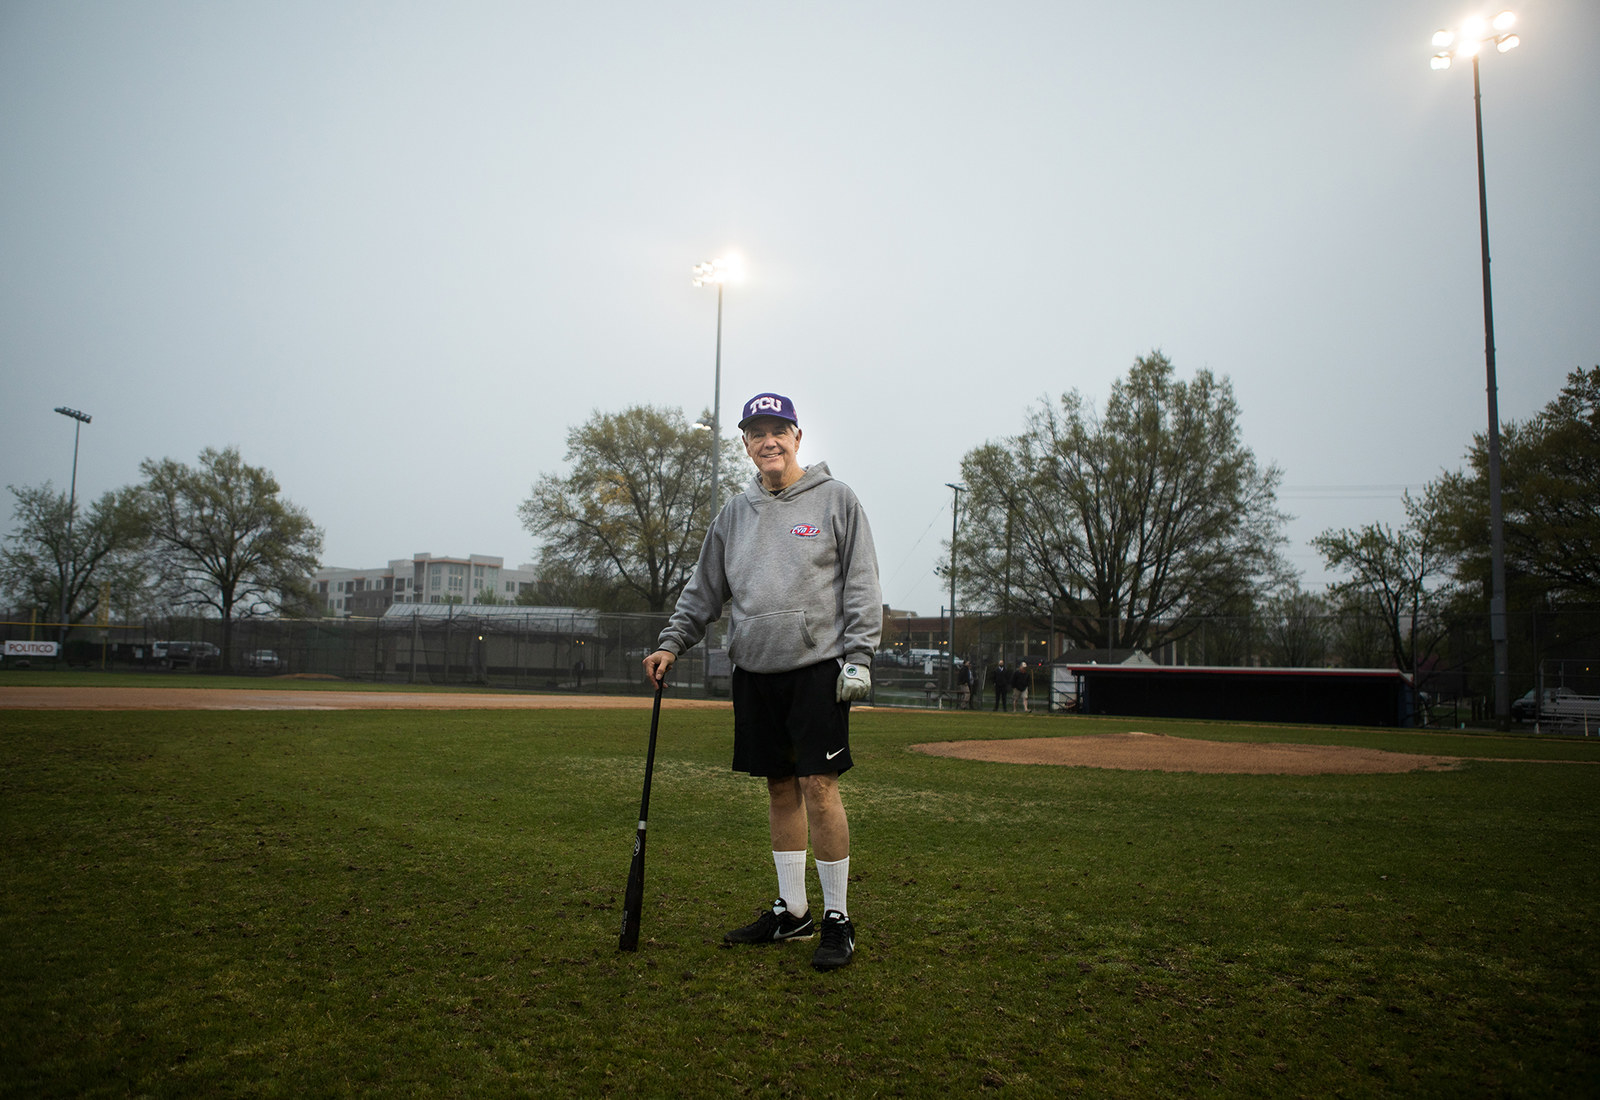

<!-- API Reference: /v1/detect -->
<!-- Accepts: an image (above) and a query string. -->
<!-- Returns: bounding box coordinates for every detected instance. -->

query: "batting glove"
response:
[836,662,871,702]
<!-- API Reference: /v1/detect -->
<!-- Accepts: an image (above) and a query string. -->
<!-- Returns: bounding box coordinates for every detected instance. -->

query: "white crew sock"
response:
[816,855,850,918]
[773,849,809,917]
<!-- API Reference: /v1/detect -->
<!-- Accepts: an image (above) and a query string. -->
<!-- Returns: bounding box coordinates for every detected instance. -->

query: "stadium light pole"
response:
[1430,11,1518,725]
[945,483,964,692]
[692,256,743,523]
[53,405,92,645]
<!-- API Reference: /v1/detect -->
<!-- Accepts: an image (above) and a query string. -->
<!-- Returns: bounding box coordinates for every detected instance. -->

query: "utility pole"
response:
[945,483,964,692]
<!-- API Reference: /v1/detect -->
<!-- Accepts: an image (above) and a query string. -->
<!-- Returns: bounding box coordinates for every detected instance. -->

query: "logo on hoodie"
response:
[790,524,821,538]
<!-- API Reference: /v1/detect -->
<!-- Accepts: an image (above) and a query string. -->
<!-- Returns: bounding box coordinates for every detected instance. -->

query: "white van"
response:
[908,649,963,670]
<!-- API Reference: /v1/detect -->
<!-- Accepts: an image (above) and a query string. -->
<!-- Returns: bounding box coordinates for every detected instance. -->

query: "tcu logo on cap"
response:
[790,524,821,538]
[739,392,799,429]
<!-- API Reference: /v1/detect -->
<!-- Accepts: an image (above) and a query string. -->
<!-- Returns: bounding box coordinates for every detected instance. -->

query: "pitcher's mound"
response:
[910,731,1463,775]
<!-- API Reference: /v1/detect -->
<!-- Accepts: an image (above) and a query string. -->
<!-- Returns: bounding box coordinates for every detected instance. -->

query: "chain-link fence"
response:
[875,604,1600,720]
[5,602,1598,721]
[0,606,704,697]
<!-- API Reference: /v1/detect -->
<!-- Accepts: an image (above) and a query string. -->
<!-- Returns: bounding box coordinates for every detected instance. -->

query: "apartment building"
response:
[312,553,543,617]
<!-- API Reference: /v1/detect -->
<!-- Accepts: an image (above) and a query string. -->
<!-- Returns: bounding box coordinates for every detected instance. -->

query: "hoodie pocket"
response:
[729,610,816,672]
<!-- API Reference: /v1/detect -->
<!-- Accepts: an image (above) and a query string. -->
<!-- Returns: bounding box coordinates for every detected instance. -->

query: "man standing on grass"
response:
[1011,660,1031,713]
[643,392,882,972]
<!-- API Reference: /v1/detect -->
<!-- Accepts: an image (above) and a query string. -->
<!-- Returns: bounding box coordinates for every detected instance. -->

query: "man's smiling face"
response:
[742,416,803,489]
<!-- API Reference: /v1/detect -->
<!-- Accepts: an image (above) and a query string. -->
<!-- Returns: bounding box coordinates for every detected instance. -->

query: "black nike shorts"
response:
[731,658,853,778]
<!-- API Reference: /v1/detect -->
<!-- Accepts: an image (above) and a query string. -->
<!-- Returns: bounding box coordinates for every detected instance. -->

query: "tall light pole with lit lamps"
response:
[692,256,743,521]
[1430,11,1519,724]
[53,405,92,645]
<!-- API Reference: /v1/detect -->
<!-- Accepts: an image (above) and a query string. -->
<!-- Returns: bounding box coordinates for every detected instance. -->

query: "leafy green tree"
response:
[0,482,151,630]
[1431,366,1600,604]
[1312,493,1456,684]
[952,352,1288,652]
[518,406,743,612]
[140,447,323,670]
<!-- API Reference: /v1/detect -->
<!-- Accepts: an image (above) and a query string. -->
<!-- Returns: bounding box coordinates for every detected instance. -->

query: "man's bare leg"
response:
[765,774,850,856]
[768,775,808,851]
[797,773,848,861]
[768,774,851,910]
[797,773,851,923]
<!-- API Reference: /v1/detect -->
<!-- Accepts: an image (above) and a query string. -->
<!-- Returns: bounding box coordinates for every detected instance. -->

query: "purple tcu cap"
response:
[737,392,799,429]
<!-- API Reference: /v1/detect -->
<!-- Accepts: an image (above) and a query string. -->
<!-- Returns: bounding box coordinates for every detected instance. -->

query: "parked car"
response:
[1512,686,1577,721]
[243,649,282,671]
[162,641,220,669]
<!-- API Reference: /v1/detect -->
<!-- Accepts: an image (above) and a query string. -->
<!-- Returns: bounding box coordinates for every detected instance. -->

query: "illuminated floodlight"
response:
[1432,10,1520,67]
[691,255,744,286]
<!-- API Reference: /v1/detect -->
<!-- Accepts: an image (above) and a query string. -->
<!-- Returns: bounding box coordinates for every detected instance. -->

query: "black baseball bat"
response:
[618,685,663,951]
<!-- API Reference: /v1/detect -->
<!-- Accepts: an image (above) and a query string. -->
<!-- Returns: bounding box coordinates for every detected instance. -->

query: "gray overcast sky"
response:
[3,1,1596,615]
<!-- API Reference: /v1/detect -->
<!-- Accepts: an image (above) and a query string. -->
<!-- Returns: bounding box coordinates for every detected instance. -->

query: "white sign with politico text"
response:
[5,640,60,658]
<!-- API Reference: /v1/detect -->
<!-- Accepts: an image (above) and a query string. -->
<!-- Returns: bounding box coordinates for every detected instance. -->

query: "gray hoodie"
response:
[656,462,882,674]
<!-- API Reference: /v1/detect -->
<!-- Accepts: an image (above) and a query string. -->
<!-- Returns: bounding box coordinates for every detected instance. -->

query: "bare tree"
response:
[140,447,322,670]
[1313,493,1456,691]
[953,352,1288,652]
[1326,587,1396,671]
[519,405,742,612]
[1,482,151,631]
[1260,584,1332,668]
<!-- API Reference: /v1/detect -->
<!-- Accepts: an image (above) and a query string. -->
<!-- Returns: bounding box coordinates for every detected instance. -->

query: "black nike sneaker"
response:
[723,898,815,945]
[811,910,856,970]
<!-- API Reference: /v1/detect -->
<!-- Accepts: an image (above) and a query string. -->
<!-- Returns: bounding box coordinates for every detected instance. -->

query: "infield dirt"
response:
[911,730,1466,774]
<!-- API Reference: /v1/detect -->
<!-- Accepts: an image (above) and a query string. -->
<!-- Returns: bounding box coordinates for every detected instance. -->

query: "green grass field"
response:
[3,696,1597,1097]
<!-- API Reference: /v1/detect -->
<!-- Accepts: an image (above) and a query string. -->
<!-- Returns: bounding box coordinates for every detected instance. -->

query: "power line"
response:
[1280,484,1423,500]
[885,503,948,587]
